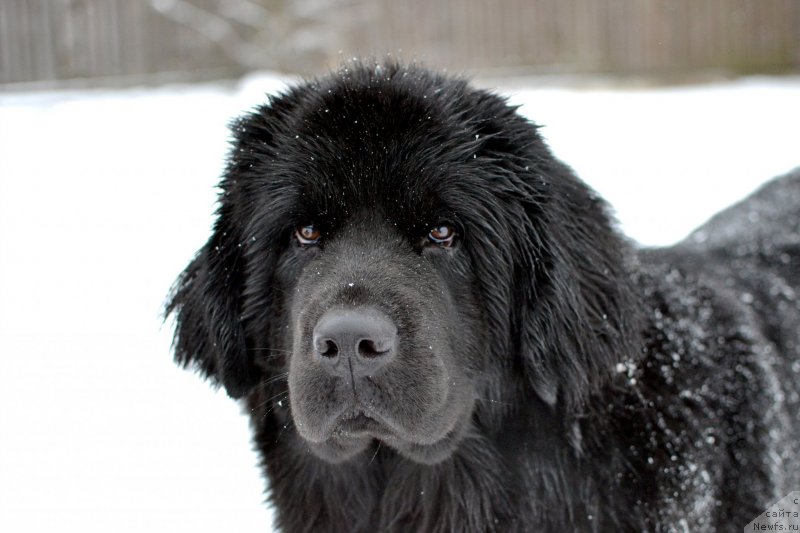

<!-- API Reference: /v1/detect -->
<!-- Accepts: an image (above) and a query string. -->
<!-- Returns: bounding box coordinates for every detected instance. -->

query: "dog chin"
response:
[383,425,471,465]
[307,435,374,464]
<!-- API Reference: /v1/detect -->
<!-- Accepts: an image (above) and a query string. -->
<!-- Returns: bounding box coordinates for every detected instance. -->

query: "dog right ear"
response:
[165,88,311,398]
[165,207,260,399]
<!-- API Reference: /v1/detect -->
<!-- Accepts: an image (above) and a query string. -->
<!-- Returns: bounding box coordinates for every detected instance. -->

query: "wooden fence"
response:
[2,0,799,89]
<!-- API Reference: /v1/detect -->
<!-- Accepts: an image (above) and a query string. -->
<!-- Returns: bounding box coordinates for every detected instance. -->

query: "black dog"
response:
[167,63,799,532]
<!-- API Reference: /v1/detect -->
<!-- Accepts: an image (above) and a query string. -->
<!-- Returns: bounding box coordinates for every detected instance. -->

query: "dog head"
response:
[167,63,637,464]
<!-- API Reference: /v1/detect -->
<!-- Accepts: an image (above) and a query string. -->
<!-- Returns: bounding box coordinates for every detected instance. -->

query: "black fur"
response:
[167,63,800,532]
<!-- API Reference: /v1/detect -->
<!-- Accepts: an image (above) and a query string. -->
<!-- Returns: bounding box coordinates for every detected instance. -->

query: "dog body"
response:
[168,64,799,532]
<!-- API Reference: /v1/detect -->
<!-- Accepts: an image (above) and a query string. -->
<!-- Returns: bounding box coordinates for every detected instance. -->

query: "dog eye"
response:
[427,224,456,247]
[296,225,321,245]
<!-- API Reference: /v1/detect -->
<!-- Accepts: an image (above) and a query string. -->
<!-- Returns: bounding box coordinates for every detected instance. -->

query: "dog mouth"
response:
[333,411,386,437]
[305,396,475,465]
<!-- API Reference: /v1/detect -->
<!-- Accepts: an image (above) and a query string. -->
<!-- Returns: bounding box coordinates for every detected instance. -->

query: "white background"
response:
[1,73,798,532]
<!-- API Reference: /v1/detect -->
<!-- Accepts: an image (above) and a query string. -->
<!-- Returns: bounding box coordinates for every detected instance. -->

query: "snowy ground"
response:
[1,72,798,532]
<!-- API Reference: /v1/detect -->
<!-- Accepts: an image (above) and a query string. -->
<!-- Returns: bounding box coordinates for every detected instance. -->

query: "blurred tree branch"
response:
[148,0,364,73]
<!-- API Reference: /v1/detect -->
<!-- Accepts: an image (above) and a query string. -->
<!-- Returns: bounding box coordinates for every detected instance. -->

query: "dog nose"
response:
[312,308,397,377]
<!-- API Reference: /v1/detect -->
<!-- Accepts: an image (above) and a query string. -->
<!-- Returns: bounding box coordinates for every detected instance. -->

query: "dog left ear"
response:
[515,162,642,411]
[166,206,260,399]
[463,98,641,411]
[469,100,642,411]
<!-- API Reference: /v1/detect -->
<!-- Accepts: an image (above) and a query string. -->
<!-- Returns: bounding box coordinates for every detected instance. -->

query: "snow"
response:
[0,72,798,532]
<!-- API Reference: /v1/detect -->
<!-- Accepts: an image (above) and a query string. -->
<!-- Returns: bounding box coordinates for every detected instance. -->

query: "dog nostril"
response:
[358,339,387,358]
[319,340,339,358]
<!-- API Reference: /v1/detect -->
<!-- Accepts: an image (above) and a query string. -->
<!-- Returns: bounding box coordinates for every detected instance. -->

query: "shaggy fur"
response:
[167,63,800,532]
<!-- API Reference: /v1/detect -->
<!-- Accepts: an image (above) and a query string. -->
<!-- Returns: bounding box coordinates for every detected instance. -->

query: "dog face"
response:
[281,211,482,464]
[168,63,636,465]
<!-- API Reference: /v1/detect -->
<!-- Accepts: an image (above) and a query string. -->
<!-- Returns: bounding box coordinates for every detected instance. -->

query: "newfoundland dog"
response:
[167,63,799,532]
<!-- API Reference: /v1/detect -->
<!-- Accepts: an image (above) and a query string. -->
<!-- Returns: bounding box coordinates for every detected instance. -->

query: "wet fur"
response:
[167,63,800,532]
